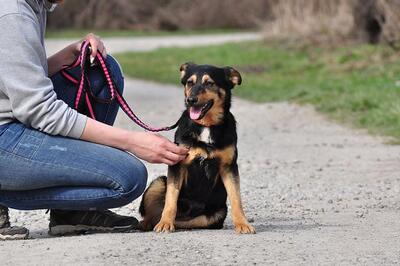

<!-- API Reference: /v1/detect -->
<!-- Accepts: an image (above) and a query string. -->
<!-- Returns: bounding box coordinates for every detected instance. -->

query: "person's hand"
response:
[73,33,107,61]
[48,33,107,76]
[128,132,189,165]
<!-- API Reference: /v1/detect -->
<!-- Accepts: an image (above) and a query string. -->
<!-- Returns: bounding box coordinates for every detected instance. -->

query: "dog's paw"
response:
[234,222,256,234]
[154,220,175,233]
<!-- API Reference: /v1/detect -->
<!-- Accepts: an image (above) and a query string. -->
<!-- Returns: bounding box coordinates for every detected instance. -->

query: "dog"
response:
[139,63,255,234]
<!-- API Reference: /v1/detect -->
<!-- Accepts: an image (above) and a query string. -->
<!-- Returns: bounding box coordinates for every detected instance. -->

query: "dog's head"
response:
[180,63,241,127]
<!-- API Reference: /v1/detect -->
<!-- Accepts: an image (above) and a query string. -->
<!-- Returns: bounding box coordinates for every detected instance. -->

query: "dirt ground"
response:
[1,77,399,265]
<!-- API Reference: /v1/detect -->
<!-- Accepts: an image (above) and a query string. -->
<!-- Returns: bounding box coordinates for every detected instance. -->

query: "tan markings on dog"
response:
[228,68,242,86]
[231,76,241,85]
[188,74,197,84]
[154,167,186,232]
[195,87,226,127]
[180,63,189,79]
[184,74,197,98]
[184,85,191,98]
[175,209,226,229]
[182,146,208,165]
[182,145,235,168]
[211,145,236,165]
[201,74,214,84]
[220,169,256,234]
[139,176,166,231]
[181,147,206,187]
[183,145,234,166]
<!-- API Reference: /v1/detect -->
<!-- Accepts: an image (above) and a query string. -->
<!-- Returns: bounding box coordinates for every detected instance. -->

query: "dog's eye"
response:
[204,81,214,86]
[187,80,194,86]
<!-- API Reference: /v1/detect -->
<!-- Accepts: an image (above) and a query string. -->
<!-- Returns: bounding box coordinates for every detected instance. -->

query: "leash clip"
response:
[87,46,97,66]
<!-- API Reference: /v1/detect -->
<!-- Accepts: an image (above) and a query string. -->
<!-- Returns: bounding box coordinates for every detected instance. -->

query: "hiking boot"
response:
[0,205,29,240]
[48,209,139,236]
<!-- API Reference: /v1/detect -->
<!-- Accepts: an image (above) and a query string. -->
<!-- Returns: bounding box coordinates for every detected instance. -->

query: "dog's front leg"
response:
[154,164,186,233]
[221,164,255,234]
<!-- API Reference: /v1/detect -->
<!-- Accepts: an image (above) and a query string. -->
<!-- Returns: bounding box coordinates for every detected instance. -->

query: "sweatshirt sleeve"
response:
[0,14,87,138]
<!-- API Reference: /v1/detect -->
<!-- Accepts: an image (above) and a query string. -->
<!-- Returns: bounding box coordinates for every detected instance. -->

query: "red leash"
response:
[60,41,178,132]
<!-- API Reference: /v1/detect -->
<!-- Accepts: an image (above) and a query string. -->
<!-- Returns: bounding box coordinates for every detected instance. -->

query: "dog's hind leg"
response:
[138,176,166,231]
[175,208,227,230]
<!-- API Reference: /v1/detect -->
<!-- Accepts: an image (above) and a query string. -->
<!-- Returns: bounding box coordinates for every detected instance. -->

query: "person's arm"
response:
[47,42,79,77]
[48,33,107,77]
[81,118,188,165]
[0,14,86,138]
[48,34,188,164]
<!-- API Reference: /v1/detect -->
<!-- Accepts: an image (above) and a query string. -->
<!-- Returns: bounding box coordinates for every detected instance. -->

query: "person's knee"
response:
[113,157,148,201]
[128,159,148,195]
[105,55,124,95]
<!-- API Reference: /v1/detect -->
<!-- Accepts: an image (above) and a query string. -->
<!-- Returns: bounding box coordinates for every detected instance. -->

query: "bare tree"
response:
[353,0,400,47]
[48,0,400,46]
[48,0,272,30]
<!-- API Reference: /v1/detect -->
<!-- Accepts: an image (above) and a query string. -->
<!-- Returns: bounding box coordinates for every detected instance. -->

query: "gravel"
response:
[1,78,399,265]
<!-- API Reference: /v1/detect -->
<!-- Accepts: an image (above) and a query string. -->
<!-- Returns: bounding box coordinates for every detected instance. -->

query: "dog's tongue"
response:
[190,107,202,120]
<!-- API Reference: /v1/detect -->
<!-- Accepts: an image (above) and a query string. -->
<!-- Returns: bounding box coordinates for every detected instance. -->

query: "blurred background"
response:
[48,0,400,46]
[46,0,400,141]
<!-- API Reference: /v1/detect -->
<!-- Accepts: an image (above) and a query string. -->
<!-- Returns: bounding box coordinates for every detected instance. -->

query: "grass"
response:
[45,29,244,39]
[114,41,400,141]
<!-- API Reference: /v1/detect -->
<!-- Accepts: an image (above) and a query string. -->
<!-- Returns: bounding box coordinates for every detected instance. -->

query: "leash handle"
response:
[61,41,178,132]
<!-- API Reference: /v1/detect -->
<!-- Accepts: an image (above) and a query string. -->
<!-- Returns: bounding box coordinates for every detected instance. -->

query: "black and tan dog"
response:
[139,63,255,234]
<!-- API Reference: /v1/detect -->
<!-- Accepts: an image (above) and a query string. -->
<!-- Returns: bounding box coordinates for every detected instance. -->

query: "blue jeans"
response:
[0,56,148,210]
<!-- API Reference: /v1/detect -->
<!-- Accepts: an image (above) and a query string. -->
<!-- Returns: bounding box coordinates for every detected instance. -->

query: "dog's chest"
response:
[198,128,213,144]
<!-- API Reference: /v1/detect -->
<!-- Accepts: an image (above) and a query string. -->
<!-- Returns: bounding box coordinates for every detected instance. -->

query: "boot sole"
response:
[49,224,137,236]
[0,233,29,240]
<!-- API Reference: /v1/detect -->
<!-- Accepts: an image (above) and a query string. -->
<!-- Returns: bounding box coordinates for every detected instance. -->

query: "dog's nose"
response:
[187,97,198,105]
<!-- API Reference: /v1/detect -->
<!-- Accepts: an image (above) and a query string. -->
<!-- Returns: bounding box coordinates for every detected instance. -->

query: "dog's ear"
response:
[180,62,196,85]
[224,67,242,88]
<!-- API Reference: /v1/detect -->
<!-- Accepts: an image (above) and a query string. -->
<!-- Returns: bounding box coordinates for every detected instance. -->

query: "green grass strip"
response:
[114,41,400,142]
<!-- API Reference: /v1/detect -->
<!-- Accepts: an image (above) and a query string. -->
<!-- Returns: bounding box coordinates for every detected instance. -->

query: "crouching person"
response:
[0,0,187,239]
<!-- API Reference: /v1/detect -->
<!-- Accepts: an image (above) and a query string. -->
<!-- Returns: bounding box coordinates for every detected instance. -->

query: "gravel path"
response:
[2,78,399,265]
[45,32,262,56]
[1,35,399,265]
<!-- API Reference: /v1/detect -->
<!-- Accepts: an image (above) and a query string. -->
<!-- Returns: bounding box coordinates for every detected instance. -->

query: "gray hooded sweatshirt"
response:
[0,0,87,138]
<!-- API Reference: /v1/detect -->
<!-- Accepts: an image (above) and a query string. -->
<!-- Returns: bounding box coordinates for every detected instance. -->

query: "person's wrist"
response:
[59,42,80,66]
[70,41,81,58]
[124,130,139,152]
